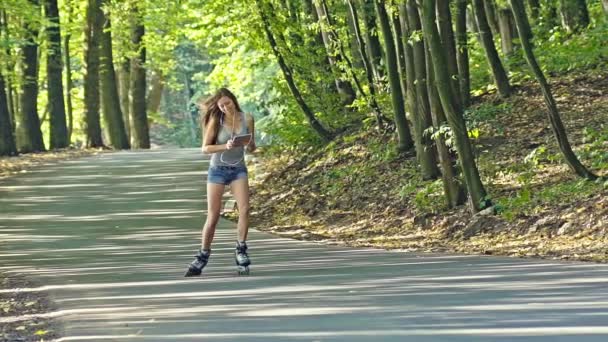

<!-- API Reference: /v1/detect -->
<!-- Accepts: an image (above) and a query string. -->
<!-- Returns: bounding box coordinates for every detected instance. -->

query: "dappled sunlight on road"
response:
[2,149,608,341]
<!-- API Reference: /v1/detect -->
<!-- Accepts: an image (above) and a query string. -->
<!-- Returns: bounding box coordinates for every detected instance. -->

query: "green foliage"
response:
[579,126,608,169]
[399,178,445,214]
[464,102,511,137]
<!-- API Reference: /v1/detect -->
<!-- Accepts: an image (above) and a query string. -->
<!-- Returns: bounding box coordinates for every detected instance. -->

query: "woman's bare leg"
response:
[230,177,250,242]
[202,182,225,249]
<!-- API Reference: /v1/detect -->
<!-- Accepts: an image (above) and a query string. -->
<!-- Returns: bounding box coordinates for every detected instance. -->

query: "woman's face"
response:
[217,96,235,114]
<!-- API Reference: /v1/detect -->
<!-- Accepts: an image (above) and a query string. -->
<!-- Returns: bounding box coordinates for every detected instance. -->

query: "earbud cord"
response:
[219,112,249,166]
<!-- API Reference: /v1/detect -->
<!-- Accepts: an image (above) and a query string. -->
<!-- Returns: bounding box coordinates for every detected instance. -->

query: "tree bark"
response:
[529,0,541,19]
[375,0,413,151]
[314,0,356,105]
[510,0,596,180]
[426,43,465,208]
[100,7,130,150]
[83,0,104,147]
[472,0,511,97]
[45,0,69,149]
[403,1,439,179]
[498,7,516,56]
[419,0,490,212]
[256,0,333,141]
[360,0,385,81]
[0,74,17,156]
[347,0,384,128]
[483,0,500,35]
[18,0,46,153]
[437,0,462,112]
[559,0,590,33]
[147,71,164,114]
[1,10,16,132]
[63,0,74,142]
[129,6,150,149]
[117,58,131,141]
[603,0,608,16]
[455,0,470,108]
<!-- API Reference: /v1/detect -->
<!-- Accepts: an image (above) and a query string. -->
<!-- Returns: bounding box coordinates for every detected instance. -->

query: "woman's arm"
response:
[201,116,233,154]
[246,113,257,153]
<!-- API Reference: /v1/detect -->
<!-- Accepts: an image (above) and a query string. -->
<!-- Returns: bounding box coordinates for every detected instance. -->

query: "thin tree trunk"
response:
[361,0,385,81]
[256,0,333,141]
[455,0,470,108]
[100,7,129,150]
[1,10,16,130]
[83,0,104,147]
[314,0,356,105]
[529,0,541,19]
[401,2,439,180]
[484,0,500,35]
[129,5,150,149]
[437,0,462,112]
[603,0,608,16]
[63,0,74,143]
[45,0,69,149]
[18,0,46,153]
[147,71,164,114]
[498,7,516,56]
[0,74,18,156]
[426,43,465,208]
[419,0,491,212]
[375,0,413,151]
[347,0,384,128]
[117,58,131,141]
[510,0,596,180]
[472,0,511,97]
[559,0,589,33]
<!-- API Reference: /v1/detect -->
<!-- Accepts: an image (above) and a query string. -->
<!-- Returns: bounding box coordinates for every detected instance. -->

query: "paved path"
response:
[1,149,608,341]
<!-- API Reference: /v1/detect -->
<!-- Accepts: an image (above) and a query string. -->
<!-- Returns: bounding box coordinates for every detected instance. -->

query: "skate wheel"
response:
[237,266,250,276]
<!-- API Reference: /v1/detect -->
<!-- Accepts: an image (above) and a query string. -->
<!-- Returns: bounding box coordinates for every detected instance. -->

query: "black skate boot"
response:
[184,248,210,277]
[235,241,251,275]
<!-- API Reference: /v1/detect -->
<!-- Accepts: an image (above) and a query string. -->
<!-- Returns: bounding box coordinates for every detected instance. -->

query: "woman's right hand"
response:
[225,139,234,150]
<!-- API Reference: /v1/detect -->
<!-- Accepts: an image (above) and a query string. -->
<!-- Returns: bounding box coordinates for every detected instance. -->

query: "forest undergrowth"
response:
[245,68,608,263]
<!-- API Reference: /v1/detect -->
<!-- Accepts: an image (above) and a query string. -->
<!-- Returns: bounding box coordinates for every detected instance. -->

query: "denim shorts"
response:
[207,165,248,185]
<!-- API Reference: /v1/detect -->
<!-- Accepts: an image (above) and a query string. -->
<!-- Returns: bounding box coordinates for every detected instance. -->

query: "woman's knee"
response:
[238,203,250,216]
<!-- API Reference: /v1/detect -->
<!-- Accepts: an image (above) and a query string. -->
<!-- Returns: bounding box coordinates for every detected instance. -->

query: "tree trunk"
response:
[484,0,500,35]
[117,58,131,141]
[510,0,596,180]
[419,0,490,212]
[559,0,589,33]
[100,8,130,150]
[1,10,16,132]
[314,0,356,105]
[345,10,363,69]
[437,0,462,112]
[45,0,69,149]
[147,71,164,114]
[529,0,541,19]
[402,1,439,179]
[455,0,470,108]
[129,6,150,149]
[256,0,333,142]
[83,0,104,148]
[497,7,516,57]
[360,0,385,81]
[0,74,17,156]
[603,0,608,16]
[472,0,511,98]
[18,1,46,153]
[426,43,465,208]
[346,0,384,128]
[375,0,413,151]
[63,0,74,143]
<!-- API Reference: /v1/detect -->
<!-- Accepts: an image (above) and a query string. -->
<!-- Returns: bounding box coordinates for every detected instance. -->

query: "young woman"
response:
[185,88,256,276]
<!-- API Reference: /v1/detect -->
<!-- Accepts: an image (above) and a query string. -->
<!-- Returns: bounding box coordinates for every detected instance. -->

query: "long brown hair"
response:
[200,87,243,144]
